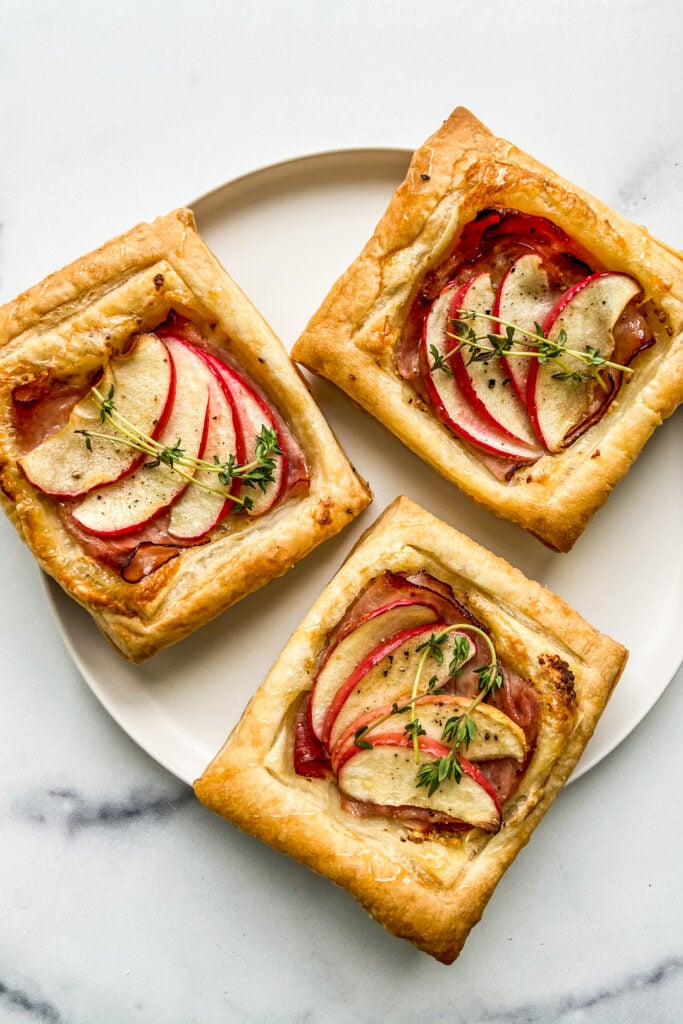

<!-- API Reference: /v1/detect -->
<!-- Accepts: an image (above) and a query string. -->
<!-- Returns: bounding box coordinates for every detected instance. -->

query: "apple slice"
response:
[422,284,539,461]
[72,338,211,536]
[493,253,556,407]
[167,358,240,540]
[193,348,287,517]
[337,734,502,832]
[527,271,642,451]
[18,333,174,497]
[326,627,475,753]
[331,695,527,774]
[309,607,443,745]
[448,274,541,449]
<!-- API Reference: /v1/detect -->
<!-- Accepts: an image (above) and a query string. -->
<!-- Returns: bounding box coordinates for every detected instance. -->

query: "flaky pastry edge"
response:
[0,209,372,661]
[195,496,627,963]
[292,107,683,551]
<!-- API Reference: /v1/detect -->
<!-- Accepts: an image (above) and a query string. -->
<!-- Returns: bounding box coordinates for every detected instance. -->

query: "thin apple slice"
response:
[493,253,556,407]
[168,357,240,540]
[331,695,527,774]
[327,627,475,753]
[72,338,211,536]
[449,274,541,449]
[336,734,502,832]
[422,285,539,461]
[18,334,174,497]
[194,349,287,517]
[309,606,443,745]
[528,271,642,452]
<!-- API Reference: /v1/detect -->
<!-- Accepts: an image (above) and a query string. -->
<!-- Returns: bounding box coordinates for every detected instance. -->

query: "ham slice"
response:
[319,570,469,663]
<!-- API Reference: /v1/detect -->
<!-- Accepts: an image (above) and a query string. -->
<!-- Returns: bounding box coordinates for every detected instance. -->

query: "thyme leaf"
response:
[441,712,477,748]
[403,718,426,741]
[99,384,116,422]
[415,751,463,797]
[474,661,505,696]
[352,725,374,751]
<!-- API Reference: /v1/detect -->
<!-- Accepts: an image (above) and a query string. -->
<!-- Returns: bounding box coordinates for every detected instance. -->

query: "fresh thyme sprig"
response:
[429,308,633,393]
[348,621,505,797]
[439,655,504,752]
[76,384,282,511]
[351,673,445,750]
[412,624,503,795]
[410,624,501,753]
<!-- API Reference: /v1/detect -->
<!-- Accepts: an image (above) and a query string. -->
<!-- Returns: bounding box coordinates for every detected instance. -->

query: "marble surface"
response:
[1,2,682,1021]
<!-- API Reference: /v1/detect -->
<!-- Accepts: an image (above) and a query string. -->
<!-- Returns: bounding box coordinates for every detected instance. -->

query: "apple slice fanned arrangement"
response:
[0,209,372,661]
[292,108,683,551]
[293,569,536,834]
[15,314,307,583]
[411,209,651,473]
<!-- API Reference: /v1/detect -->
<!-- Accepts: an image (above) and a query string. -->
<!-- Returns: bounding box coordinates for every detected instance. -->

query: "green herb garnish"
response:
[345,618,506,799]
[415,750,463,797]
[430,309,633,393]
[409,622,504,793]
[76,385,282,511]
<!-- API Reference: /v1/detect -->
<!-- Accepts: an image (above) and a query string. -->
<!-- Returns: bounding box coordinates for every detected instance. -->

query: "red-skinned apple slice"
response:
[493,253,556,408]
[308,599,445,744]
[192,348,287,517]
[422,284,539,461]
[18,333,175,497]
[527,271,642,451]
[330,695,527,775]
[336,733,502,832]
[448,274,541,449]
[326,627,475,753]
[72,338,211,536]
[168,356,240,540]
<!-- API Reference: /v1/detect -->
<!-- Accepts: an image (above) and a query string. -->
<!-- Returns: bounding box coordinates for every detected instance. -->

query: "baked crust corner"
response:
[0,209,372,661]
[292,107,683,552]
[195,496,627,962]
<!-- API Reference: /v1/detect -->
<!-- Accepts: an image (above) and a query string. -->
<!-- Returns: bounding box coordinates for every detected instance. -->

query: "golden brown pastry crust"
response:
[195,496,627,963]
[291,107,683,551]
[0,209,371,662]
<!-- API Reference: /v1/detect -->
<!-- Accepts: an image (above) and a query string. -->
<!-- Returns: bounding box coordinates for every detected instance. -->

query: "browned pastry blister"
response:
[291,106,683,551]
[195,497,627,963]
[0,209,371,661]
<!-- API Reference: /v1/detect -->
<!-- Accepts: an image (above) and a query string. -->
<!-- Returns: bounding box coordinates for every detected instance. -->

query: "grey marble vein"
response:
[475,955,683,1024]
[13,783,193,834]
[0,978,62,1024]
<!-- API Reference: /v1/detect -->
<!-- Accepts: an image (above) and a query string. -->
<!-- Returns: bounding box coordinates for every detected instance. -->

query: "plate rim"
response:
[189,144,414,210]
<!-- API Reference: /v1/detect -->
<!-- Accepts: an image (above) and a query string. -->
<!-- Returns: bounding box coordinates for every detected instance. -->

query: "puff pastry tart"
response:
[195,496,627,963]
[0,209,371,662]
[292,107,683,551]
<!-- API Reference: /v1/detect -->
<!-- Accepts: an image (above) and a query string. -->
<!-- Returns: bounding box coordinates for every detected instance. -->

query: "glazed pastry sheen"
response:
[195,497,627,963]
[292,107,683,551]
[0,210,371,661]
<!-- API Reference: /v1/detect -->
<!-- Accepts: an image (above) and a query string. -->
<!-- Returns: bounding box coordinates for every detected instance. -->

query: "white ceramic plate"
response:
[45,149,683,786]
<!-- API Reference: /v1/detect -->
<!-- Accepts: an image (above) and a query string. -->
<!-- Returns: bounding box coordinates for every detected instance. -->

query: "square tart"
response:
[291,106,683,552]
[0,209,371,662]
[195,496,627,963]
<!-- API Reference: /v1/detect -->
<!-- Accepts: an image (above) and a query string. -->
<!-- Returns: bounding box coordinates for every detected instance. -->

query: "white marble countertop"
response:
[1,2,682,1021]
